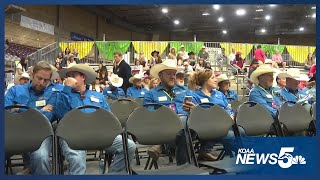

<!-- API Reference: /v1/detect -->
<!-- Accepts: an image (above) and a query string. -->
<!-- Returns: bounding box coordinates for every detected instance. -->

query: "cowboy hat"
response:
[216,74,230,84]
[151,50,160,56]
[250,66,275,84]
[20,72,30,79]
[264,59,273,64]
[58,63,96,85]
[109,74,123,87]
[150,59,178,79]
[281,69,310,81]
[180,45,185,48]
[68,53,75,60]
[202,46,206,49]
[129,74,143,84]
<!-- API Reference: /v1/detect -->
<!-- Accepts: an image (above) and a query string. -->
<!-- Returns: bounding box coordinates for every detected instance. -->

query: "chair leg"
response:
[103,151,109,174]
[135,148,140,165]
[144,156,151,170]
[153,160,159,169]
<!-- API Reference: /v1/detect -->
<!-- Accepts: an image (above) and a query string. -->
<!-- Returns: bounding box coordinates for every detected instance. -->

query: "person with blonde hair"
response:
[148,78,159,90]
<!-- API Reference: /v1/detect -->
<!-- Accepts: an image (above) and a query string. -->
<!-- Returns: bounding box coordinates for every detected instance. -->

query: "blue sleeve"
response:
[143,91,156,111]
[102,88,107,96]
[54,86,73,120]
[126,88,132,97]
[191,92,201,105]
[249,90,277,118]
[119,88,125,97]
[5,86,16,107]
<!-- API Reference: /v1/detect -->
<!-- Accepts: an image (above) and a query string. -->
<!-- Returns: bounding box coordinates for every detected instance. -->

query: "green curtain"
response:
[95,41,131,61]
[170,41,204,54]
[255,44,286,57]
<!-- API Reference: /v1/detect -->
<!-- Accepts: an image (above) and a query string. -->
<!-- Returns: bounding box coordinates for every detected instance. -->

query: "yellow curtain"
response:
[309,46,316,55]
[220,43,253,59]
[286,46,310,63]
[59,42,94,60]
[132,41,169,58]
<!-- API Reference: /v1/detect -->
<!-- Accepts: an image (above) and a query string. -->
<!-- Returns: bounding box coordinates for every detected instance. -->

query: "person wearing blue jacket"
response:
[249,66,283,119]
[216,74,239,103]
[103,74,126,100]
[126,74,148,99]
[56,64,136,174]
[5,61,60,175]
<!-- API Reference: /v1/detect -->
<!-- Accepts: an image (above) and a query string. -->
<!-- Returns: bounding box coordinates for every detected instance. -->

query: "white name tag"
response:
[266,94,273,99]
[200,98,209,103]
[158,96,168,102]
[90,96,100,103]
[107,91,112,94]
[141,91,145,95]
[35,100,46,107]
[227,104,232,109]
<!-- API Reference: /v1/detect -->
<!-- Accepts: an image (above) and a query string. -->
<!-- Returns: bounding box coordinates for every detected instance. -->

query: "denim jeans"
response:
[30,135,136,174]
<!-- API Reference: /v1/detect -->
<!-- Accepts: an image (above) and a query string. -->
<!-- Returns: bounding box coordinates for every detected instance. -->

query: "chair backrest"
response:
[5,105,54,155]
[312,102,316,121]
[240,96,249,103]
[126,105,183,145]
[278,102,312,133]
[56,105,122,150]
[110,99,140,127]
[188,104,234,140]
[134,97,144,105]
[230,100,242,112]
[236,102,274,136]
[106,97,116,105]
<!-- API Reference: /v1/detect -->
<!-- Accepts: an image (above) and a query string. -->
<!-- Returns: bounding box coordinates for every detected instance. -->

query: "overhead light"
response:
[312,13,316,18]
[261,28,266,33]
[256,9,264,12]
[161,8,168,14]
[265,15,271,20]
[269,4,276,7]
[299,27,305,31]
[218,17,224,22]
[236,9,246,16]
[174,20,180,25]
[213,5,220,10]
[202,12,210,16]
[311,6,316,9]
[222,30,227,34]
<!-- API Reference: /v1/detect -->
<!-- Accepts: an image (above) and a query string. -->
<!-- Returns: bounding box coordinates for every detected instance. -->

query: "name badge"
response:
[266,94,273,99]
[107,91,112,94]
[90,96,100,103]
[158,96,168,102]
[141,91,145,95]
[227,104,232,109]
[200,98,209,103]
[36,100,46,107]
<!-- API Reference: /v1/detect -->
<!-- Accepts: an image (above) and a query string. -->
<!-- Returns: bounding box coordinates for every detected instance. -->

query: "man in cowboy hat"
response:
[216,74,239,103]
[103,74,125,99]
[5,61,61,175]
[127,74,148,99]
[56,63,136,174]
[144,59,194,165]
[113,52,132,92]
[279,69,310,104]
[198,46,209,61]
[249,66,283,119]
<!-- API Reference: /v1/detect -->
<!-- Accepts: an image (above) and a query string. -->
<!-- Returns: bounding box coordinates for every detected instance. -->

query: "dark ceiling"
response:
[82,4,316,36]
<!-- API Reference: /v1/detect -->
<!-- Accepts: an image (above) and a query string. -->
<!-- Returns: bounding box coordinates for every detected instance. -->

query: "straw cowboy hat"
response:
[150,59,178,79]
[58,63,96,85]
[129,74,143,84]
[250,66,275,84]
[109,74,123,87]
[280,69,310,81]
[216,74,230,84]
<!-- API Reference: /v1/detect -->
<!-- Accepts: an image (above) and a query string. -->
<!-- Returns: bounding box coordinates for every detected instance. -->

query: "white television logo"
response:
[236,147,306,168]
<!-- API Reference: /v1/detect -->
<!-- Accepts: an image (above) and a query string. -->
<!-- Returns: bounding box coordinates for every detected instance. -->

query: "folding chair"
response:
[230,100,242,113]
[55,105,125,174]
[124,105,209,175]
[187,103,246,174]
[134,97,144,105]
[5,105,55,175]
[110,98,140,127]
[278,102,313,136]
[105,97,116,105]
[234,102,279,137]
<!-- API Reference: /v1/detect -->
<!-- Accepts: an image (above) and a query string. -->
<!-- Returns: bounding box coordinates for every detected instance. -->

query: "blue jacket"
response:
[219,89,239,103]
[280,87,308,103]
[55,86,111,120]
[249,85,283,119]
[103,87,125,99]
[143,84,193,115]
[5,82,58,122]
[127,86,148,98]
[193,88,234,116]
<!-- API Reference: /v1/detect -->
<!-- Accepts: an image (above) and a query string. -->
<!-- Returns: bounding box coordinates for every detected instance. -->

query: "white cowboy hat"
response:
[264,59,273,64]
[20,72,30,79]
[180,45,185,48]
[202,46,206,49]
[109,74,123,87]
[282,69,310,81]
[150,59,178,79]
[250,66,275,84]
[216,74,230,84]
[129,74,143,84]
[58,63,96,85]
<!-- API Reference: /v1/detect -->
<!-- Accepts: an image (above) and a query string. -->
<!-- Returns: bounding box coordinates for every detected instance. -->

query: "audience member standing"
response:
[113,52,132,92]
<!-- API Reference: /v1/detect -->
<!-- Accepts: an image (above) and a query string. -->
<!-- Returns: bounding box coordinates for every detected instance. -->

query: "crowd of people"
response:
[4,44,316,175]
